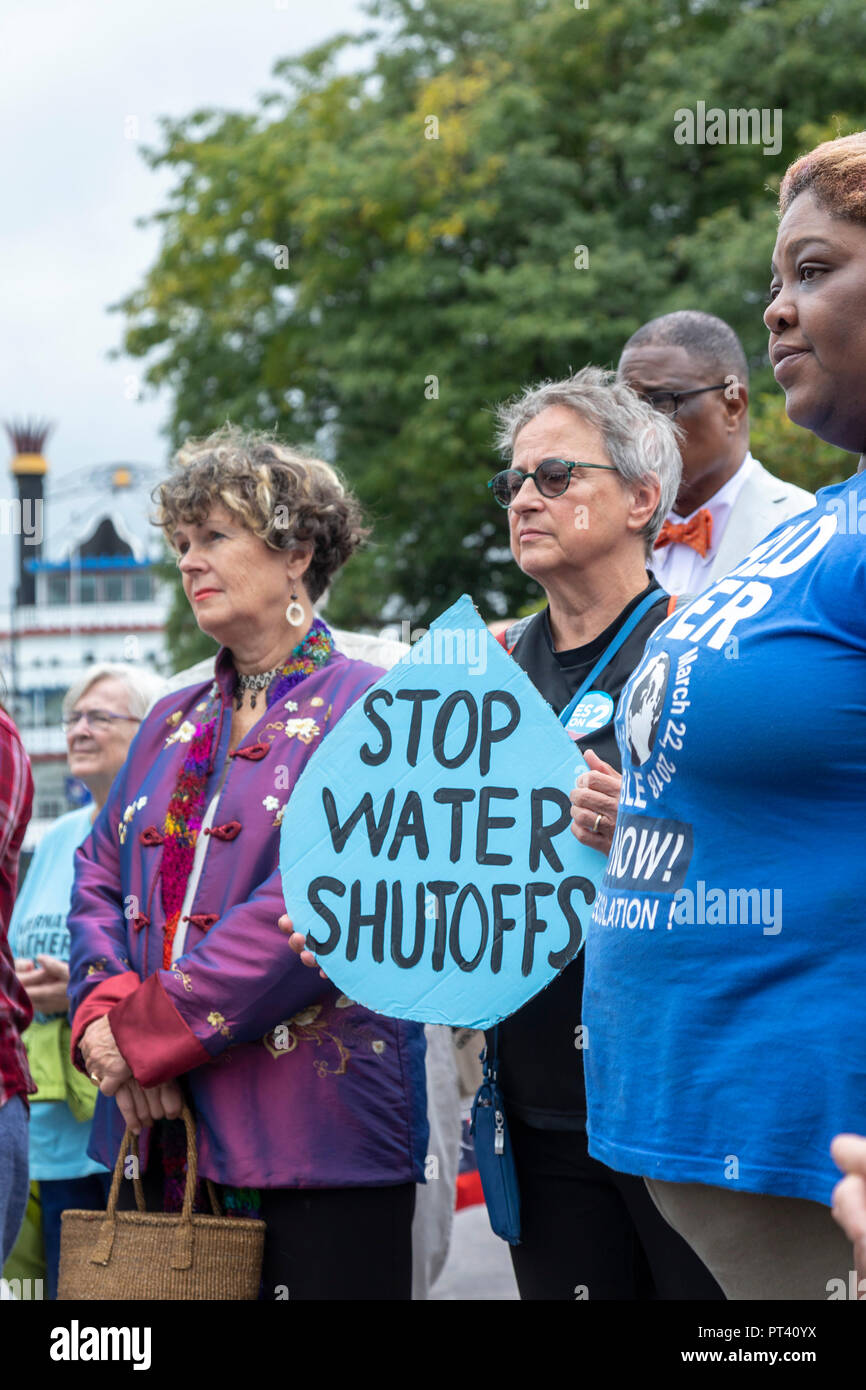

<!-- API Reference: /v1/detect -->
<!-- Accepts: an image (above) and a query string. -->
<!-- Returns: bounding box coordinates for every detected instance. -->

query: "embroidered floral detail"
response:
[284,700,298,711]
[262,796,288,828]
[371,1040,386,1055]
[166,710,183,727]
[265,721,285,731]
[171,965,193,993]
[207,1010,232,1038]
[285,717,320,744]
[86,957,108,977]
[314,1052,345,1077]
[165,719,197,748]
[335,994,354,1009]
[118,795,148,844]
[262,1003,351,1076]
[310,697,325,707]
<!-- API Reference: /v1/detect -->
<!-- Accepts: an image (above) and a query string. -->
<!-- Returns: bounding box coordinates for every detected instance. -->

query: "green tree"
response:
[117,0,864,665]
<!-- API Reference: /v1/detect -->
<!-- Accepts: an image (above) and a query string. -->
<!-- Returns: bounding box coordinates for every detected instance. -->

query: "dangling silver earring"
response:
[286,590,304,626]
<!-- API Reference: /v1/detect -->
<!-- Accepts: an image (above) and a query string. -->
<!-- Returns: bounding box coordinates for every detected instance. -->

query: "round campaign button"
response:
[564,691,615,741]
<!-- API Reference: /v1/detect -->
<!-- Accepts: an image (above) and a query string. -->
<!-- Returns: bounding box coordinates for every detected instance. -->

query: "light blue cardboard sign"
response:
[280,594,608,1028]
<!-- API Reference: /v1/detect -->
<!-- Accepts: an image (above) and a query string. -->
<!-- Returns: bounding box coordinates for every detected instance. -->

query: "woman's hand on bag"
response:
[113,1079,184,1135]
[277,913,330,980]
[16,954,70,1014]
[570,748,621,855]
[831,1134,866,1286]
[80,1015,133,1092]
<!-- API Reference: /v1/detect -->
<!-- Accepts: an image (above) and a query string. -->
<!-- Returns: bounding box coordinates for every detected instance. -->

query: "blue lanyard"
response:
[558,590,663,730]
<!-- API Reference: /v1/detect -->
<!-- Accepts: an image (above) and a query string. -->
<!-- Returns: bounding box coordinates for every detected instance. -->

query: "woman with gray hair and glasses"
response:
[286,364,723,1298]
[7,661,166,1298]
[481,365,722,1300]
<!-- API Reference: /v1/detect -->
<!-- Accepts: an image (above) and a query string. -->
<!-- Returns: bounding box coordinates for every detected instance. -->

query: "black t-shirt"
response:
[490,578,671,1130]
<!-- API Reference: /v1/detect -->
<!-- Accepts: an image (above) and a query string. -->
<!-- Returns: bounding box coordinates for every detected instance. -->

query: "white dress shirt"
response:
[650,451,757,596]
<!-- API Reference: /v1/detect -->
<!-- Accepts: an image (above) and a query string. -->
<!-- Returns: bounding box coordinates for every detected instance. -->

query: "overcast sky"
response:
[1,0,370,609]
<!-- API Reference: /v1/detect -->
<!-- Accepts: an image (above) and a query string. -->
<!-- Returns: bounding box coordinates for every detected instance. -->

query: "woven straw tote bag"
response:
[57,1104,265,1300]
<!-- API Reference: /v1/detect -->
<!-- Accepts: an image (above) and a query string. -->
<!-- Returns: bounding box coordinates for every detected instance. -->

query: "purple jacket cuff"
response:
[70,971,142,1072]
[109,974,211,1086]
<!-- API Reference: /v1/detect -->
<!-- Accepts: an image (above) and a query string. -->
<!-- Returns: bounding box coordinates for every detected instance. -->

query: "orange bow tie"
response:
[654,508,713,557]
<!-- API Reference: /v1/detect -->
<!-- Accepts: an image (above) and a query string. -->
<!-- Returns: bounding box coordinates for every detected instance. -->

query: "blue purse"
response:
[469,1027,521,1244]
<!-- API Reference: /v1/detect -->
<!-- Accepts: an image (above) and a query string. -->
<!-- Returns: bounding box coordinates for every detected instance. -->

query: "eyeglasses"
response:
[62,710,142,731]
[488,457,617,509]
[636,383,728,417]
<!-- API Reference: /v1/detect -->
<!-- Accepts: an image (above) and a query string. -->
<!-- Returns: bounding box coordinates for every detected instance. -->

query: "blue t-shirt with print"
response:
[9,804,108,1180]
[584,471,866,1205]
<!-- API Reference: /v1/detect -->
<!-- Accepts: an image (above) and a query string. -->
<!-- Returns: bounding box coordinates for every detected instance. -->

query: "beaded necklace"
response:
[159,618,334,968]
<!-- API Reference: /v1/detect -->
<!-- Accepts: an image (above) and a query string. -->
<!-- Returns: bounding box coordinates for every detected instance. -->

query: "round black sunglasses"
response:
[488,457,617,509]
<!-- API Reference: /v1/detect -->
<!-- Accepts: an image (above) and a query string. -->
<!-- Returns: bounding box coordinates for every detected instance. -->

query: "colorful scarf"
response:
[156,619,334,1217]
[159,617,335,969]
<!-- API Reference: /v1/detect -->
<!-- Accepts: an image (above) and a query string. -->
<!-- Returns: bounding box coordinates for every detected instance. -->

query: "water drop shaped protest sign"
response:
[280,595,608,1028]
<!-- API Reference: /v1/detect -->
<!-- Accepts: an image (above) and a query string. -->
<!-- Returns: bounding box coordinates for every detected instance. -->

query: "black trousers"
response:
[507,1116,725,1301]
[115,1120,415,1300]
[257,1182,416,1301]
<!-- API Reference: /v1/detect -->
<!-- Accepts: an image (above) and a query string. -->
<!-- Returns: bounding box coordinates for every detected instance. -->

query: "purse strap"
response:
[483,1025,499,1085]
[91,1102,223,1269]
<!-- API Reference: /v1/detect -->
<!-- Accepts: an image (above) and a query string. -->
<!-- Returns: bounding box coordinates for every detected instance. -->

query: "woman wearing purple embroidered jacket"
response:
[66,425,428,1301]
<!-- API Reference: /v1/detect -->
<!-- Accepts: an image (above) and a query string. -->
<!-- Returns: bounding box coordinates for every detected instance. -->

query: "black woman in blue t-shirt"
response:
[577,132,866,1301]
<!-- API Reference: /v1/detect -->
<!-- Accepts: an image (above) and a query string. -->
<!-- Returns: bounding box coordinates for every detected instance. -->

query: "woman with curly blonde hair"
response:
[66,425,428,1300]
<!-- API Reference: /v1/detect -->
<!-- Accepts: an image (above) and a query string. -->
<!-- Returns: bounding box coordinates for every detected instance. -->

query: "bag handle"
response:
[104,1127,147,1221]
[481,1025,499,1084]
[90,1102,223,1269]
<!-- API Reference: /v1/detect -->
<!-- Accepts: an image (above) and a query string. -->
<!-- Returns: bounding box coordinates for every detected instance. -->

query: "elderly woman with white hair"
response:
[8,661,166,1298]
[481,366,723,1300]
[286,366,724,1298]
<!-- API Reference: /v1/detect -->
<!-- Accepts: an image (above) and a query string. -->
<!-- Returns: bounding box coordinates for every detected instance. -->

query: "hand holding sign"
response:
[278,912,329,978]
[279,596,609,1029]
[570,749,621,854]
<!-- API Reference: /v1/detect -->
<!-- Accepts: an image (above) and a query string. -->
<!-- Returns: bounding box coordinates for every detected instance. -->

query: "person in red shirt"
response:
[0,703,35,1263]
